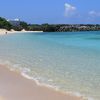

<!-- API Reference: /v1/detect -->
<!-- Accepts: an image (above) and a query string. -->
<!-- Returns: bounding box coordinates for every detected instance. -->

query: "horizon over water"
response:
[0,31,100,100]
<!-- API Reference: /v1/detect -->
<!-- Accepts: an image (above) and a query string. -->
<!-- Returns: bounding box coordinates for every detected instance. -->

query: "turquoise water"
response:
[0,32,100,100]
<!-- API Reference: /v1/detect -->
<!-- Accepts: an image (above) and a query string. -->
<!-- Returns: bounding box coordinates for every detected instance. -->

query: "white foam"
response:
[48,79,53,82]
[72,92,83,97]
[21,72,33,80]
[20,67,31,74]
[66,91,95,100]
[0,59,96,100]
[88,97,95,100]
[20,72,91,100]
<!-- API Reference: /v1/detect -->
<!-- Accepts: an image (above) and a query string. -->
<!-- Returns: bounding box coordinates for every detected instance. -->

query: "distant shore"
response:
[0,65,83,100]
[0,29,43,35]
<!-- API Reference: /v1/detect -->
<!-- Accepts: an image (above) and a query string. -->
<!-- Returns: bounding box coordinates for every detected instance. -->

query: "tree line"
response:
[0,17,100,32]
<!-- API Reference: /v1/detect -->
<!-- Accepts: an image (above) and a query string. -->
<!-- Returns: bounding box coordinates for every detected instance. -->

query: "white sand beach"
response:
[0,29,43,35]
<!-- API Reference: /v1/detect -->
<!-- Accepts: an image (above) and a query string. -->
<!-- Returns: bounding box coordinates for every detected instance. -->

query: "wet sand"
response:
[0,65,83,100]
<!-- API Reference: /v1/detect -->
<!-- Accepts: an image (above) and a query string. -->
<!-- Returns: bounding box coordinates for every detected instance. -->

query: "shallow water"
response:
[0,31,100,100]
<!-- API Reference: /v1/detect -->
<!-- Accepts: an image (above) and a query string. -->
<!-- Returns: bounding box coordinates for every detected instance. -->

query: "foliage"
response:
[20,21,28,30]
[0,17,100,32]
[0,17,12,30]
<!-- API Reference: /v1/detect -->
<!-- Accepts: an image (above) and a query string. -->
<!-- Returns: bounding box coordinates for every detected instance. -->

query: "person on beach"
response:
[5,32,7,34]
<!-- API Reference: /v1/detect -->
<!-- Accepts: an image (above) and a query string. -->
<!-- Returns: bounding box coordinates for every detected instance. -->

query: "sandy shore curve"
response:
[0,65,83,100]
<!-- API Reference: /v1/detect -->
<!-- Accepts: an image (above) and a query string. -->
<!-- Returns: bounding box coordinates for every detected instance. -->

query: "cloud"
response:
[64,3,76,17]
[89,10,100,17]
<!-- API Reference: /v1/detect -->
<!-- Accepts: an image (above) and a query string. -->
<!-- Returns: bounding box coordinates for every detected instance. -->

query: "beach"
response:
[0,65,83,100]
[0,29,43,35]
[0,32,100,100]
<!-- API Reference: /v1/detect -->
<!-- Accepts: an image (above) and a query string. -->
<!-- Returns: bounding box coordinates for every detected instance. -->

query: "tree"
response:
[0,17,12,30]
[20,21,28,30]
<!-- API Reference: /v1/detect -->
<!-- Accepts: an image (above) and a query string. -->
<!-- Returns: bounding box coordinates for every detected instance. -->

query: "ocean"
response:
[0,31,100,100]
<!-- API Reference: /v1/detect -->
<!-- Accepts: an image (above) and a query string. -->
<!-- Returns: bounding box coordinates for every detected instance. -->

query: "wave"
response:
[0,59,95,100]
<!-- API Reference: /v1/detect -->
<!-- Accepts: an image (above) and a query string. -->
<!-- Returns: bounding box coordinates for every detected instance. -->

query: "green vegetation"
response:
[20,21,28,30]
[0,17,12,30]
[0,17,100,32]
[12,21,28,31]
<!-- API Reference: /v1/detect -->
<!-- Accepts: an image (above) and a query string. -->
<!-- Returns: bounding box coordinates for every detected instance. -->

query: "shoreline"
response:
[0,65,84,100]
[0,29,43,35]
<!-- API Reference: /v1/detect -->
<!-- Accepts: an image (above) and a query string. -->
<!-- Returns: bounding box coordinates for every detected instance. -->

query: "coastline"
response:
[0,65,84,100]
[0,29,43,35]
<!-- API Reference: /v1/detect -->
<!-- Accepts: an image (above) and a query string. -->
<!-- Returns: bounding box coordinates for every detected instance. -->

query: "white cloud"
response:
[64,3,76,17]
[89,10,100,17]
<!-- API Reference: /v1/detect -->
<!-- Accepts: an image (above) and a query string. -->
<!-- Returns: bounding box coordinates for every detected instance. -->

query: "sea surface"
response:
[0,31,100,100]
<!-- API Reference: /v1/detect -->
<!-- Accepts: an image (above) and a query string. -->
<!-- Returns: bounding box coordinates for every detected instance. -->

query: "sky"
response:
[0,0,100,24]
